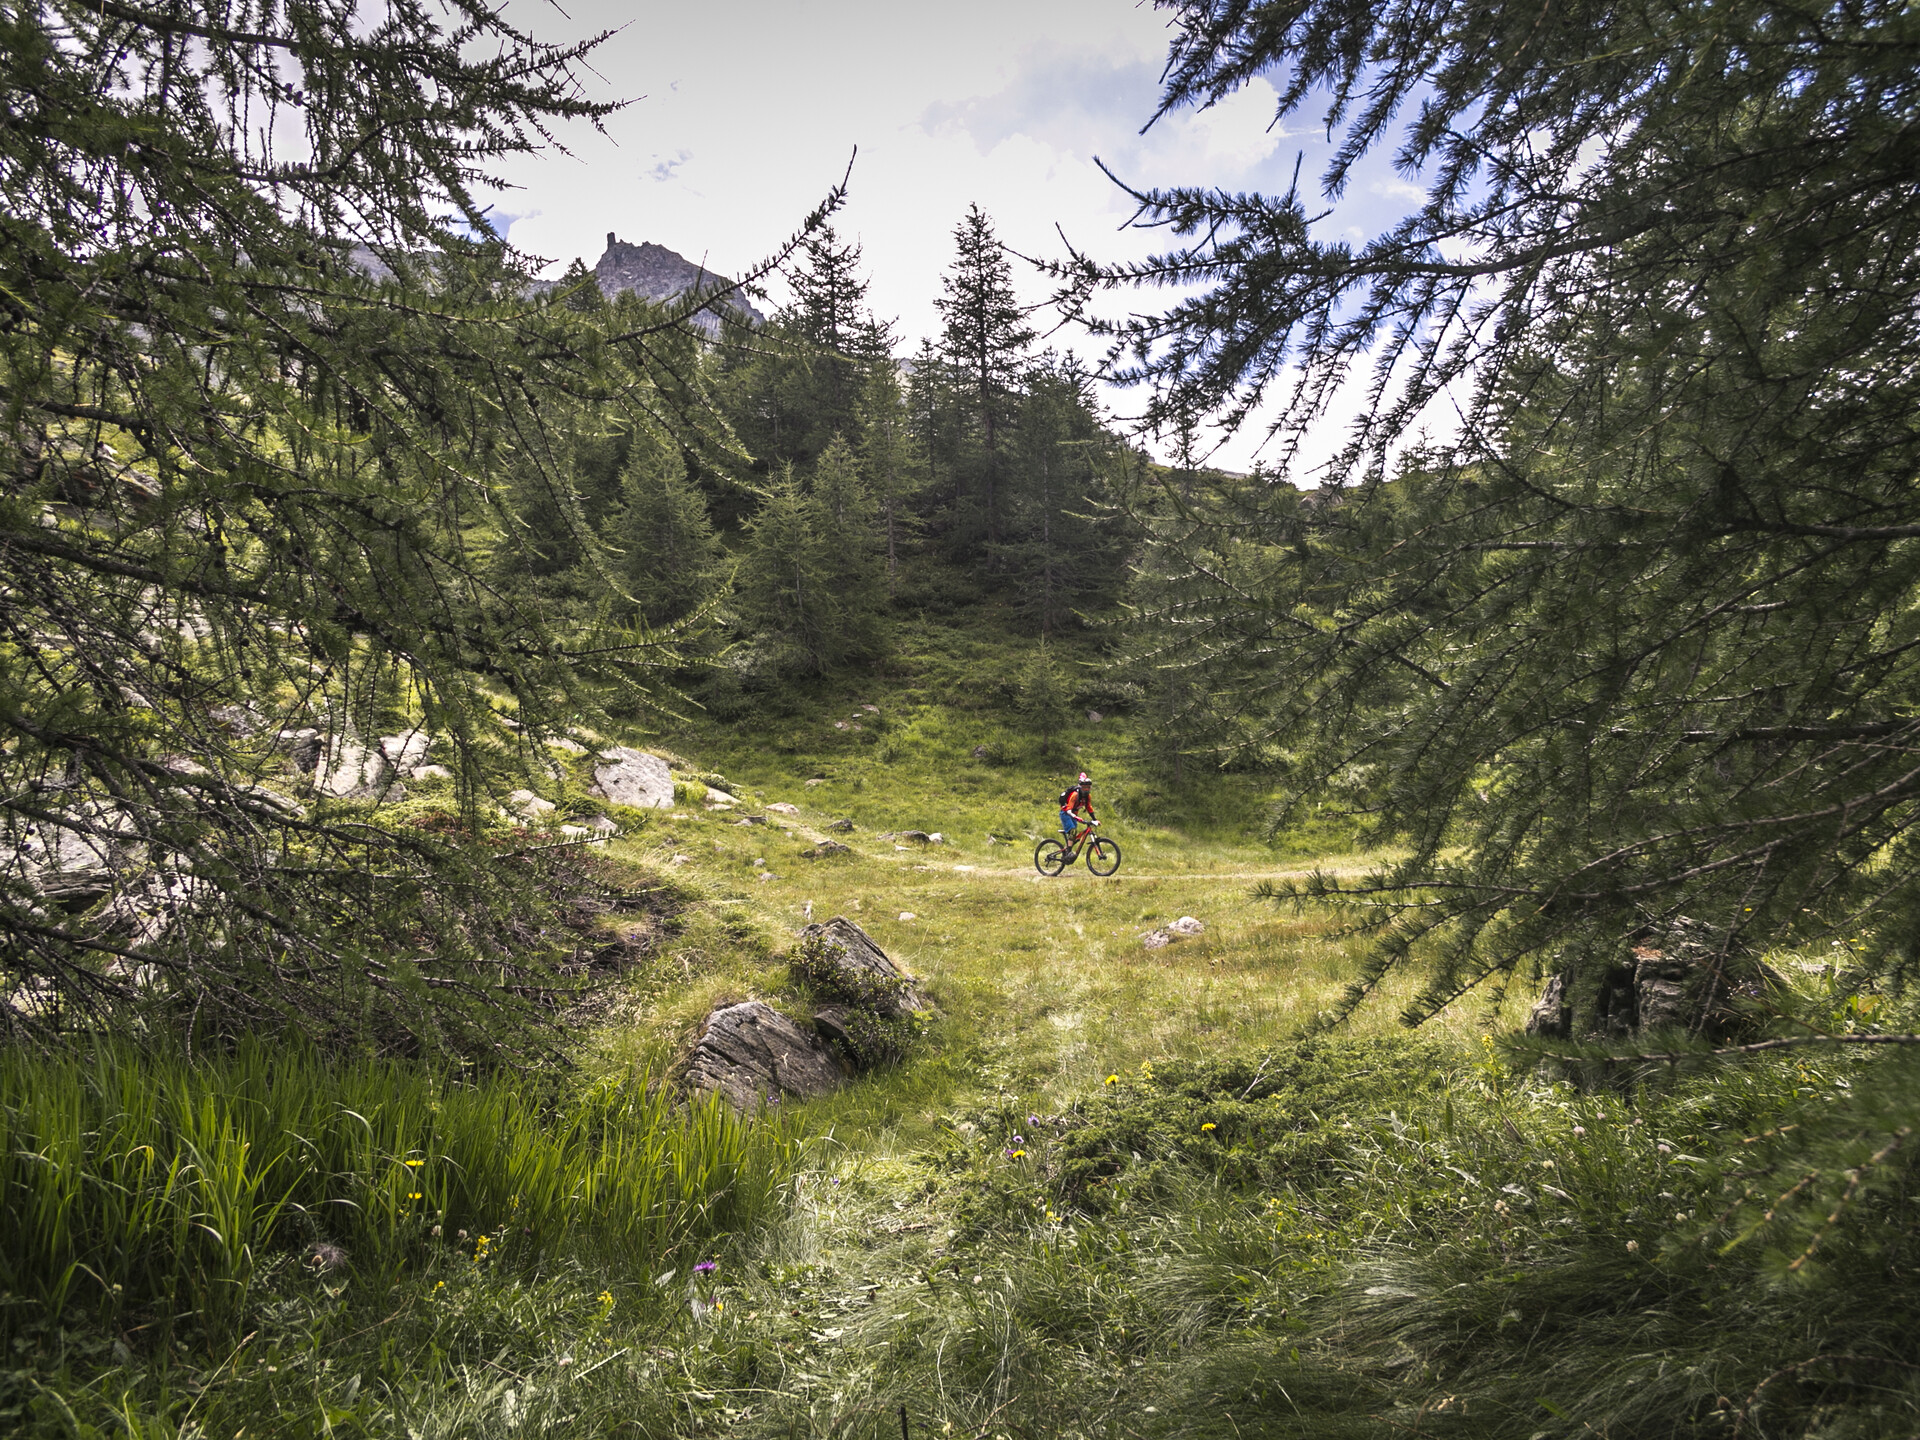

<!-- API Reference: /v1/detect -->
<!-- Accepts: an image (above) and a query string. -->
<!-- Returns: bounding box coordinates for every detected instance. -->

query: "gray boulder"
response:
[797,916,926,1018]
[683,1001,846,1110]
[1534,916,1779,1043]
[315,729,395,799]
[590,747,674,809]
[7,801,138,901]
[378,731,431,773]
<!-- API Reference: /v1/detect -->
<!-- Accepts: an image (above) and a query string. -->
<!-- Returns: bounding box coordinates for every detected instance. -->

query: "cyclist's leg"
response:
[1061,809,1079,843]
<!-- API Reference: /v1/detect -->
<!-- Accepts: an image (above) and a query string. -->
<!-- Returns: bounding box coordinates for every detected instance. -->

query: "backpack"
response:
[1058,787,1076,809]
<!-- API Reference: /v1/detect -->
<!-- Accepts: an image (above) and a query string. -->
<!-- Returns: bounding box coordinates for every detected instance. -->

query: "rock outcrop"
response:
[1525,916,1780,1041]
[682,1001,846,1110]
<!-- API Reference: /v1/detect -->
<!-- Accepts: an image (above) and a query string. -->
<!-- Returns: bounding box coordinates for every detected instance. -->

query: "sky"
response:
[487,0,1432,477]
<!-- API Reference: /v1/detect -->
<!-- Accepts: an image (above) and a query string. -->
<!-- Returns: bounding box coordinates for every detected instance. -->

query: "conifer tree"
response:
[855,361,924,594]
[611,435,719,627]
[724,227,887,470]
[995,361,1121,636]
[735,461,881,676]
[1014,645,1075,761]
[0,0,841,1049]
[936,206,1035,551]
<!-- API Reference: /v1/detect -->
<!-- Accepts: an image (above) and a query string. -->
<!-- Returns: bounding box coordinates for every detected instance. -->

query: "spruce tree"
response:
[936,206,1035,551]
[735,462,881,677]
[995,361,1121,636]
[856,358,924,594]
[611,435,719,627]
[810,433,885,638]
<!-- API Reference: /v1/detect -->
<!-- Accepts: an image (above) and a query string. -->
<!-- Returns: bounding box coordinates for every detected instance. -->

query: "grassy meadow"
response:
[6,614,1915,1438]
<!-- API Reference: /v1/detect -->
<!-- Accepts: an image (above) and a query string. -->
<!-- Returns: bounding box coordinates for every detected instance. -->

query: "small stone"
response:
[827,818,854,832]
[1086,710,1104,723]
[408,764,453,781]
[735,815,767,826]
[927,832,945,845]
[757,872,776,883]
[861,704,879,713]
[506,788,556,818]
[1141,929,1172,950]
[1167,916,1204,937]
[833,720,850,730]
[588,815,618,834]
[898,830,932,844]
[972,745,990,758]
[670,855,691,866]
[805,840,852,858]
[545,737,588,754]
[954,865,974,872]
[850,723,863,731]
[899,912,916,922]
[767,802,800,815]
[805,778,827,787]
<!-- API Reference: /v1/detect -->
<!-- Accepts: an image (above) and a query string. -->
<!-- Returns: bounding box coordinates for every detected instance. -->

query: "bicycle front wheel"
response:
[1086,837,1122,876]
[1034,839,1071,876]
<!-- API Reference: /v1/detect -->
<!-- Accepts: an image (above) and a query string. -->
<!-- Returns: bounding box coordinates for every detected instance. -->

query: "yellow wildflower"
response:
[405,1159,425,1168]
[1105,1074,1119,1085]
[1201,1122,1216,1132]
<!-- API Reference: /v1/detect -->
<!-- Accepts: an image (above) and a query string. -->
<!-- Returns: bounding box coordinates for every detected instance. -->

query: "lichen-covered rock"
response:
[378,731,431,772]
[315,730,394,798]
[683,1001,846,1110]
[796,916,925,1018]
[590,747,674,809]
[506,789,555,820]
[804,840,852,858]
[826,818,854,832]
[767,802,799,815]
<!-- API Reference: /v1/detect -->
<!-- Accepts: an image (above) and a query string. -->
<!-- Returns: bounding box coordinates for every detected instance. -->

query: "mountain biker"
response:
[1058,772,1098,845]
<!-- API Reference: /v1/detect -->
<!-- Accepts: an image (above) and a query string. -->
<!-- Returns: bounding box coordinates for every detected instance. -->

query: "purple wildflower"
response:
[694,1260,718,1276]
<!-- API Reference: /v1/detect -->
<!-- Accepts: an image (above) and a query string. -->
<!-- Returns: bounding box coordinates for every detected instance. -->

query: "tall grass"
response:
[0,1041,797,1339]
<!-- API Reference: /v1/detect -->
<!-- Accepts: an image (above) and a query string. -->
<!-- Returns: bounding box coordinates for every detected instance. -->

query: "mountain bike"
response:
[1035,820,1122,877]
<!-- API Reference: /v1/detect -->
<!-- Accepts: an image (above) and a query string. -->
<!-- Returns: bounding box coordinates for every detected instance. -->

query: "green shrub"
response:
[788,935,925,1068]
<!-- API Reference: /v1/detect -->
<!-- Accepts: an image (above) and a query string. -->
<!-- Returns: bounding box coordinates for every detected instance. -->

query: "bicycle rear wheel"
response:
[1086,837,1121,876]
[1034,839,1071,876]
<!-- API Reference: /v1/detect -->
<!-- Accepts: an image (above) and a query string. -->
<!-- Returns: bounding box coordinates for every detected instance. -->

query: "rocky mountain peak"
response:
[593,234,765,329]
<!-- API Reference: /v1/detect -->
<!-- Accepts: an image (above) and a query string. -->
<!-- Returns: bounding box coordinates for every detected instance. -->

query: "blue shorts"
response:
[1061,809,1081,840]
